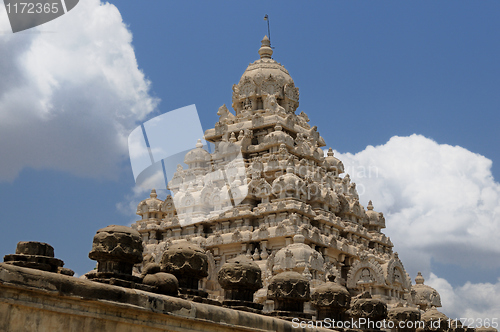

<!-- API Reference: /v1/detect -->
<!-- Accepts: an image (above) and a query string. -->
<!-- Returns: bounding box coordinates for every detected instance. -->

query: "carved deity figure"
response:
[359,268,372,283]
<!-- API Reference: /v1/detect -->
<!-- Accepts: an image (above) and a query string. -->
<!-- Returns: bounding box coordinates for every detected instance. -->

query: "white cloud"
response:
[428,273,500,320]
[0,0,159,181]
[334,134,500,318]
[335,134,500,273]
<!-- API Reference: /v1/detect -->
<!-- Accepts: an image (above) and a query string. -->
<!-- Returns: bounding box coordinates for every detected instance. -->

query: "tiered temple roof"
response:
[133,36,433,310]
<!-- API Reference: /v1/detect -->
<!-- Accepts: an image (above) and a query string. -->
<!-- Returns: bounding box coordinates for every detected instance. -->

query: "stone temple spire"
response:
[258,35,273,59]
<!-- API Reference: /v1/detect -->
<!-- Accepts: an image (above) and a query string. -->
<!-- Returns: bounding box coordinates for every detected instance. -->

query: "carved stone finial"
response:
[150,189,157,198]
[293,234,305,244]
[218,255,263,311]
[88,225,143,277]
[367,200,374,210]
[195,139,203,149]
[160,241,208,293]
[258,35,273,59]
[327,147,334,157]
[268,271,310,316]
[349,294,388,325]
[415,271,425,284]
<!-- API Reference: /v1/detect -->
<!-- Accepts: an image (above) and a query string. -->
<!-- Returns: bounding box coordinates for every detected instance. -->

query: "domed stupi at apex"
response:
[132,36,444,315]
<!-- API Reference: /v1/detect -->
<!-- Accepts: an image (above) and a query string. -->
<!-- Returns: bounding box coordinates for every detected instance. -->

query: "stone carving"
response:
[142,269,179,297]
[311,276,351,320]
[3,241,73,276]
[388,306,421,332]
[411,272,442,311]
[349,292,388,325]
[218,255,263,311]
[0,35,476,329]
[420,307,450,332]
[217,104,235,123]
[284,83,299,102]
[268,271,310,317]
[160,241,208,293]
[264,94,285,115]
[88,225,143,277]
[347,256,385,291]
[133,35,433,311]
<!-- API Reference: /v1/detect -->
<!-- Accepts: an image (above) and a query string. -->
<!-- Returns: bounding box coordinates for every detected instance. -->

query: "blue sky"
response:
[0,1,499,318]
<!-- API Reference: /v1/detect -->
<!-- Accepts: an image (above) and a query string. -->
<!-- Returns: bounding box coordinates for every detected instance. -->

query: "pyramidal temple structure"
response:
[3,36,498,332]
[132,36,442,314]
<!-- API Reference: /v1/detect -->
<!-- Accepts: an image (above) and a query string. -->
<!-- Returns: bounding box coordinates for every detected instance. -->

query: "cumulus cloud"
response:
[428,273,500,319]
[335,134,500,273]
[334,134,500,318]
[0,0,159,181]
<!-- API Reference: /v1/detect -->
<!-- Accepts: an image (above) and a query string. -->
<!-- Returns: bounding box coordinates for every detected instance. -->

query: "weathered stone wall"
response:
[0,263,330,332]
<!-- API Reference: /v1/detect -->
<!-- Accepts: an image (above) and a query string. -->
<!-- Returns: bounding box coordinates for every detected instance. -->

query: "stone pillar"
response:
[218,255,263,312]
[267,271,311,319]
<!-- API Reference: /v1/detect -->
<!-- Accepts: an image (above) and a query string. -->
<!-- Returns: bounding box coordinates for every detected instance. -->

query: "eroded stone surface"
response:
[143,272,179,296]
[268,271,310,315]
[89,225,143,266]
[418,307,450,332]
[218,255,263,311]
[412,272,442,311]
[218,255,262,300]
[160,241,208,290]
[87,225,144,287]
[388,306,421,332]
[16,241,54,257]
[0,263,326,332]
[311,280,350,320]
[3,241,72,276]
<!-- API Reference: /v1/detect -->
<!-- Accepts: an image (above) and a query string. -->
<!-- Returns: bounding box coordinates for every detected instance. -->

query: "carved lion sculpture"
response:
[264,94,286,115]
